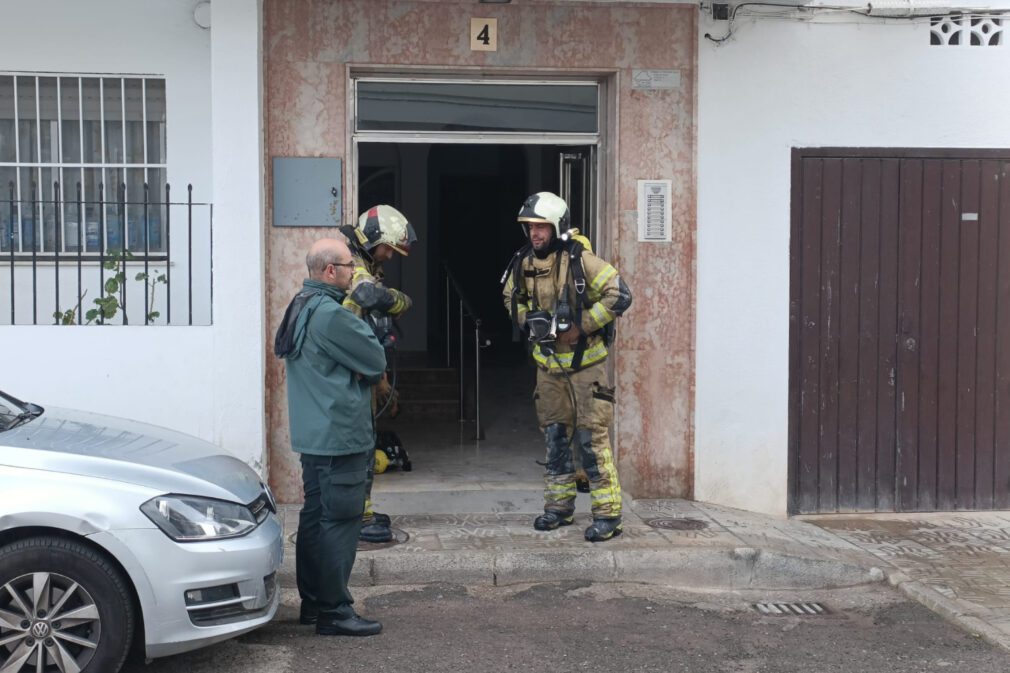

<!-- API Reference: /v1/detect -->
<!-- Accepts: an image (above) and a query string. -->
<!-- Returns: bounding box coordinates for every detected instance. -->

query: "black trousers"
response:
[296,451,368,619]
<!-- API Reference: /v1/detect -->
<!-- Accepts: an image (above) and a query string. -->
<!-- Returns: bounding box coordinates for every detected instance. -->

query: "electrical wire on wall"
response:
[700,0,1008,45]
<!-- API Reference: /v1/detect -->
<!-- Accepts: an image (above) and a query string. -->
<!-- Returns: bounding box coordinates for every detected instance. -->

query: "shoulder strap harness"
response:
[564,240,593,371]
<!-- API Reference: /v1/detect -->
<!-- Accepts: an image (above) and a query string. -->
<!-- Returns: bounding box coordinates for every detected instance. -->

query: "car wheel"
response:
[0,536,135,673]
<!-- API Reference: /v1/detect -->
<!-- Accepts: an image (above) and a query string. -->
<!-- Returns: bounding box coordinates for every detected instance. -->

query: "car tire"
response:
[0,536,135,673]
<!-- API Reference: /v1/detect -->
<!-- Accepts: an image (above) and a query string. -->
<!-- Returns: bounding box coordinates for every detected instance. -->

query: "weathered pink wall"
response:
[264,0,696,503]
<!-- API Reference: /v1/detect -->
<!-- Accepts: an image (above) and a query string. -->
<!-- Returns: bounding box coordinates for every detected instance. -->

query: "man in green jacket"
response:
[275,237,387,637]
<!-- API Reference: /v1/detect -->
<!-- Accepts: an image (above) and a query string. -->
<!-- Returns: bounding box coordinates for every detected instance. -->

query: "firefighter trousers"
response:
[533,362,622,519]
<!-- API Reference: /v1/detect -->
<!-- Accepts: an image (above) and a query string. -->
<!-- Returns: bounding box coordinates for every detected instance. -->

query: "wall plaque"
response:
[471,18,498,51]
[632,69,681,91]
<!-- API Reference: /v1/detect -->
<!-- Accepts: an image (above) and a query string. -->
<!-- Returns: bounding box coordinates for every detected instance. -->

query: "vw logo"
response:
[30,621,50,639]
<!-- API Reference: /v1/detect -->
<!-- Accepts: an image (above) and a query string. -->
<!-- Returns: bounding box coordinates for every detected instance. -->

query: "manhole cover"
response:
[644,517,708,531]
[753,602,828,616]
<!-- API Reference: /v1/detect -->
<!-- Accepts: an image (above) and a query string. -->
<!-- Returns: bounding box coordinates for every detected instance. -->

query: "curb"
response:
[887,571,1010,653]
[350,546,885,591]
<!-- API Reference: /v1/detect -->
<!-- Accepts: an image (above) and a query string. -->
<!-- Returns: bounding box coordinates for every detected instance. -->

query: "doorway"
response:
[789,149,1010,514]
[358,142,599,514]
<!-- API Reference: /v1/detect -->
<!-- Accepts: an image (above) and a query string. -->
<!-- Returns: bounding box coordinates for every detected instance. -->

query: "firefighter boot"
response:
[360,500,392,543]
[584,517,623,542]
[359,515,389,541]
[359,521,393,543]
[533,510,574,531]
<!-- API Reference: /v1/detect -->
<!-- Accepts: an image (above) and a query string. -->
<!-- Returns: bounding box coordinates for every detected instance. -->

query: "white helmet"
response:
[355,204,417,256]
[517,192,570,239]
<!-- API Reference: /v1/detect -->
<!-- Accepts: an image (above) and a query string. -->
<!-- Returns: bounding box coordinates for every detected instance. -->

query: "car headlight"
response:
[141,495,258,542]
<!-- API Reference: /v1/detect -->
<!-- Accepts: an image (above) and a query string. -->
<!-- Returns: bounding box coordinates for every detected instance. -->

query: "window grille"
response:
[0,73,167,255]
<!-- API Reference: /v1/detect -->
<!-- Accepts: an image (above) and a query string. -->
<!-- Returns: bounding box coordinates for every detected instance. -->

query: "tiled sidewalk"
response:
[278,499,882,590]
[808,512,1010,652]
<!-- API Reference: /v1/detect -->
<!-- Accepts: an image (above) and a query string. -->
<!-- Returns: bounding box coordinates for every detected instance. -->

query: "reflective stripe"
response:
[590,264,617,292]
[590,448,622,515]
[390,293,409,314]
[533,342,608,371]
[546,484,577,502]
[589,303,612,328]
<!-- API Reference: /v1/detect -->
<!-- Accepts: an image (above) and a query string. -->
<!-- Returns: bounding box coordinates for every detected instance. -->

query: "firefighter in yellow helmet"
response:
[340,204,417,543]
[501,192,632,542]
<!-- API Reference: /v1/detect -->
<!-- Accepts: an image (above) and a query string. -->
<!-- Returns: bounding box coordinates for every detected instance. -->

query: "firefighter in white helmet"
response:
[340,204,417,543]
[501,192,632,542]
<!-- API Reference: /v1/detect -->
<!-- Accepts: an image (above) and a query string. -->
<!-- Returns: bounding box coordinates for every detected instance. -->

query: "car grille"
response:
[248,485,277,524]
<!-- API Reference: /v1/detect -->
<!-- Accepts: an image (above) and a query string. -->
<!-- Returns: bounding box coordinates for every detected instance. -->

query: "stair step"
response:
[390,399,458,421]
[393,367,457,386]
[395,383,459,401]
[366,488,550,515]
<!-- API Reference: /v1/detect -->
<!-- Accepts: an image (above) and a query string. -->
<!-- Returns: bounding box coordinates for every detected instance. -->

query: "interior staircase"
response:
[382,351,459,422]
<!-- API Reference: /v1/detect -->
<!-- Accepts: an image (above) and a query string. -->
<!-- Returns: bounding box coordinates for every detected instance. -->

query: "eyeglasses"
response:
[328,260,355,269]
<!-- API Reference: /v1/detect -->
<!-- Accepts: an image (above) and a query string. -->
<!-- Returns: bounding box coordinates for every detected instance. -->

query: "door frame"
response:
[345,67,617,259]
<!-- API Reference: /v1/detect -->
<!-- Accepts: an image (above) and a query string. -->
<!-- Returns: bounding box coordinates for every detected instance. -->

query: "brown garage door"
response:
[789,149,1010,513]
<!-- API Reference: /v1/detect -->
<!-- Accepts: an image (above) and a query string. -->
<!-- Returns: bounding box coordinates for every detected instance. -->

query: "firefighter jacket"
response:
[340,236,412,319]
[501,244,630,373]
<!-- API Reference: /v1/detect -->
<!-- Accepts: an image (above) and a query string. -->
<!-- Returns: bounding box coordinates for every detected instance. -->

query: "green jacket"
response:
[279,279,387,456]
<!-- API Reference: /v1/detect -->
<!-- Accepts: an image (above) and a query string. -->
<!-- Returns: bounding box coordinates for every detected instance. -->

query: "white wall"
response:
[209,0,265,471]
[1,0,267,472]
[696,12,1010,516]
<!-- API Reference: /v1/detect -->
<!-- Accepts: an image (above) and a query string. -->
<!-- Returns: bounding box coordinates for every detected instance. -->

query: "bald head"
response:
[306,238,354,289]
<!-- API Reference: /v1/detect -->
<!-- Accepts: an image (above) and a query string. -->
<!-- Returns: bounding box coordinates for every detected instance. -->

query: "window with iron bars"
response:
[0,73,167,255]
[2,73,213,327]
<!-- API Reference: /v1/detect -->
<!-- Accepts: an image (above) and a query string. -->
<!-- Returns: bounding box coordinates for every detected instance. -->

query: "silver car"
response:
[0,390,283,673]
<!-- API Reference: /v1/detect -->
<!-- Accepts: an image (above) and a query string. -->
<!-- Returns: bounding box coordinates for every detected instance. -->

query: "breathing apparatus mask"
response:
[525,287,573,355]
[366,311,397,350]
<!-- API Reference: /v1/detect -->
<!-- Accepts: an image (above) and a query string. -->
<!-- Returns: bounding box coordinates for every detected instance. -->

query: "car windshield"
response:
[0,389,42,432]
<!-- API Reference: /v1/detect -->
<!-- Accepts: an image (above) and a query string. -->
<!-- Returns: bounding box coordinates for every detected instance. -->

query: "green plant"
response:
[52,290,88,325]
[85,251,131,325]
[52,250,169,325]
[135,269,168,322]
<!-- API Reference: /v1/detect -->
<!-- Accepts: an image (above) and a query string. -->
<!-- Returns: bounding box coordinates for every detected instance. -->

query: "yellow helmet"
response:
[355,204,418,256]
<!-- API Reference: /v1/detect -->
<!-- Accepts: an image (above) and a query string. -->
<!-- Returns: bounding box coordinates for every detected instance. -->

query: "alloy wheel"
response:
[0,572,101,673]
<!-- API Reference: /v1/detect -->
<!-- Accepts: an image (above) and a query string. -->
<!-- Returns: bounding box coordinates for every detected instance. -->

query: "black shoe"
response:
[584,517,623,542]
[316,614,382,637]
[299,604,318,625]
[575,479,591,494]
[369,512,391,527]
[533,511,574,531]
[359,522,393,543]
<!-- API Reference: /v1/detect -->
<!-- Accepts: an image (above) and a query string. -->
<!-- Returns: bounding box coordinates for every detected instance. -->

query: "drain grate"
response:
[753,602,828,616]
[644,517,709,531]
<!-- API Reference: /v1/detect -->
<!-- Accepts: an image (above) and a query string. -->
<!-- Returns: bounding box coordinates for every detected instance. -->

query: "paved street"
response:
[124,582,1006,673]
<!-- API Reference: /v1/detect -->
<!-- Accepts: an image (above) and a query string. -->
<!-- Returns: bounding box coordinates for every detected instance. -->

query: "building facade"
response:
[3,0,1009,516]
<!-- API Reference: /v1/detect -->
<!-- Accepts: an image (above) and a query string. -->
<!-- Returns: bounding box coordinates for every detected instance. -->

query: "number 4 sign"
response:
[470,18,498,52]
